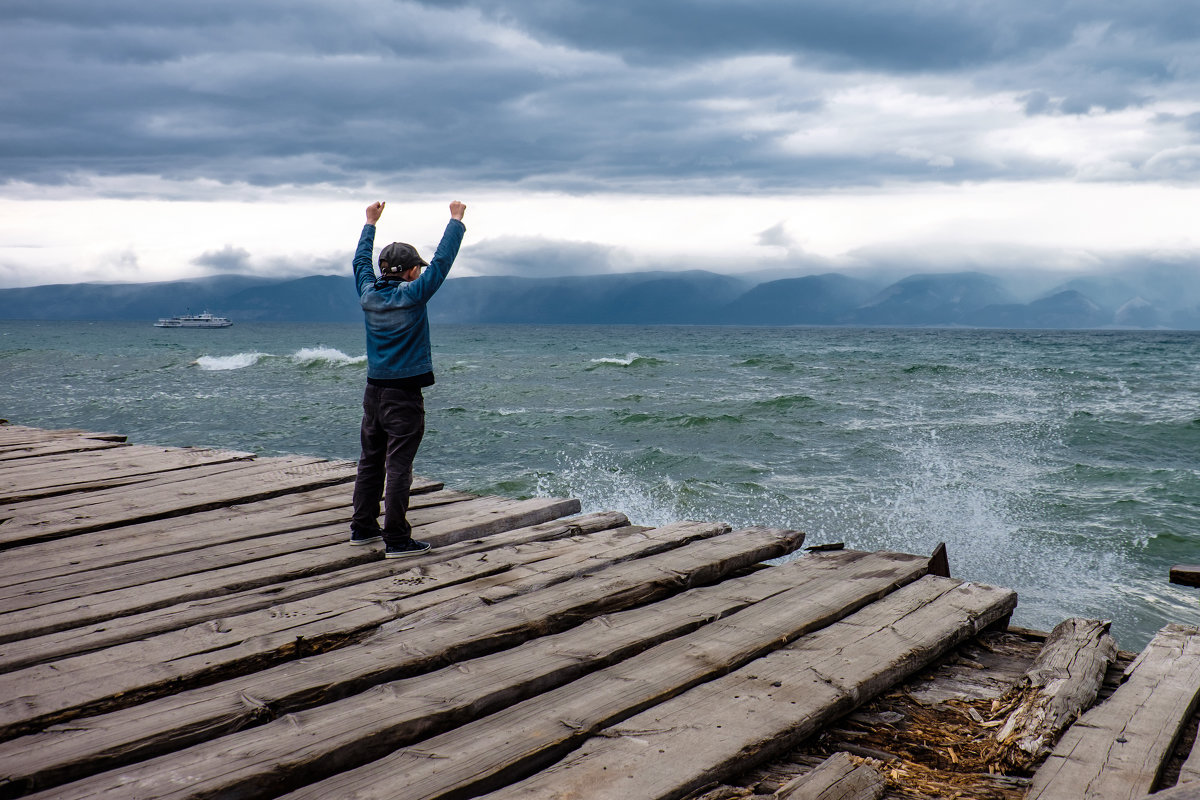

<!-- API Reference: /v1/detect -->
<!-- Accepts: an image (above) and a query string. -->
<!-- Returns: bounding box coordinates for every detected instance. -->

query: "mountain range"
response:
[2,268,1199,329]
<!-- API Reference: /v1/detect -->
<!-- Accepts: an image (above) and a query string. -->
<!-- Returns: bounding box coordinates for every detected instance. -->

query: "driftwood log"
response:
[986,617,1116,769]
[773,752,885,800]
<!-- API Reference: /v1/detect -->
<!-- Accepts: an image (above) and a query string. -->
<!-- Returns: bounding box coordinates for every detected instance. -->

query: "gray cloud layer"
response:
[2,0,1198,192]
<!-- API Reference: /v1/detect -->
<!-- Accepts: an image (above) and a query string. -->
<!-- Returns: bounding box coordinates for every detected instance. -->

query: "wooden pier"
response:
[1,422,1199,800]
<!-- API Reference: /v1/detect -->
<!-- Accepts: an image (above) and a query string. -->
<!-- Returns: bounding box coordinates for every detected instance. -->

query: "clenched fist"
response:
[365,201,385,225]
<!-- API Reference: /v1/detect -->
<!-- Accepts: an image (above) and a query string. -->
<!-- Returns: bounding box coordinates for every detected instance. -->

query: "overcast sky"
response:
[2,0,1198,288]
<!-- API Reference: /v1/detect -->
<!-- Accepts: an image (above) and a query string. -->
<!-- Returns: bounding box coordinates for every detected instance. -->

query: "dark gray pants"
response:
[352,384,425,547]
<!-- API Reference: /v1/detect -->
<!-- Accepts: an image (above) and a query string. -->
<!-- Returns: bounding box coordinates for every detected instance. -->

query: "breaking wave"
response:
[193,352,267,371]
[586,353,667,369]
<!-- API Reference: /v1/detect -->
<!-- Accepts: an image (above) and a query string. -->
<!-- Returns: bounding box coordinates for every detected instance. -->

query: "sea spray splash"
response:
[193,352,268,371]
[291,347,366,367]
[536,449,684,529]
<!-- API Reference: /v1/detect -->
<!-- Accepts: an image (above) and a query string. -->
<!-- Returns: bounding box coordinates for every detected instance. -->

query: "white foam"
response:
[291,347,366,367]
[193,352,266,371]
[537,449,681,529]
[590,353,644,366]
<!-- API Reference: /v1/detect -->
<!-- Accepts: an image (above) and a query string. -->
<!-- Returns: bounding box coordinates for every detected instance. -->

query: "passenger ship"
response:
[153,312,233,328]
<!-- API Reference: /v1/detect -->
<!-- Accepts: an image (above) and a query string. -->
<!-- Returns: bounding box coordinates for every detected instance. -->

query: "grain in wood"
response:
[985,617,1116,769]
[0,445,255,503]
[0,479,440,589]
[17,549,919,799]
[0,511,630,671]
[0,496,576,643]
[0,521,748,738]
[1027,623,1200,800]
[0,526,800,780]
[773,752,885,800]
[450,577,1015,800]
[0,457,357,547]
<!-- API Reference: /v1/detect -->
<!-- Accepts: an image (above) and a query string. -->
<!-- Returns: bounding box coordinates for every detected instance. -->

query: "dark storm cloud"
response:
[192,245,253,274]
[1,0,1196,191]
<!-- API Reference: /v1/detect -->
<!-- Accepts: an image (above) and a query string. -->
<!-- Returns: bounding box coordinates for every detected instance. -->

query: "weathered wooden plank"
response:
[400,576,1015,800]
[0,496,579,644]
[1183,739,1200,789]
[0,445,257,502]
[0,492,491,611]
[11,548,916,799]
[0,478,442,588]
[0,512,631,672]
[0,425,123,446]
[0,526,799,778]
[1172,566,1200,588]
[0,483,352,587]
[0,439,125,462]
[1028,623,1200,800]
[0,520,740,738]
[0,457,358,547]
[0,455,316,517]
[774,752,886,800]
[1131,783,1200,800]
[986,617,1117,769]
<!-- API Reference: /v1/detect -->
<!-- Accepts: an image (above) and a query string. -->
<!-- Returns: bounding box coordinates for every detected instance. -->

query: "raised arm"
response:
[407,201,467,304]
[353,201,386,296]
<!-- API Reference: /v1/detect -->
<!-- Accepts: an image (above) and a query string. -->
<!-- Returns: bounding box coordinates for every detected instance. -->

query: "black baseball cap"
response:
[379,242,429,276]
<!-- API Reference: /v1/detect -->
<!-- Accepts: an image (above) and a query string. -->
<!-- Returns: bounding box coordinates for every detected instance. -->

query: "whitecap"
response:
[193,353,267,371]
[291,347,367,367]
[590,352,643,366]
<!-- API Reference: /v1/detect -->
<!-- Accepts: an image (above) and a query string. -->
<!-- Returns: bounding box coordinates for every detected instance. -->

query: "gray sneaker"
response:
[385,539,432,558]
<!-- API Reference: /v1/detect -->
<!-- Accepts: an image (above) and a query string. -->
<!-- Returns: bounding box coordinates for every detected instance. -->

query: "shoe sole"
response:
[349,536,382,545]
[385,548,431,558]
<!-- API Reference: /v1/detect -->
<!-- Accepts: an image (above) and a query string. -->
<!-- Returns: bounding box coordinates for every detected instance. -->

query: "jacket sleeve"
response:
[405,219,466,305]
[353,224,377,297]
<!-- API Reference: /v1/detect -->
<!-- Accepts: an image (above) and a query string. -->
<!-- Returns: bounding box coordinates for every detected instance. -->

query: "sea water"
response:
[2,319,1198,650]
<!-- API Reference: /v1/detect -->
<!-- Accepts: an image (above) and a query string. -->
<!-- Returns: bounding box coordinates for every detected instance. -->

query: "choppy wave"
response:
[615,411,744,428]
[193,352,268,371]
[751,394,818,411]
[902,363,959,374]
[193,347,365,371]
[291,347,366,367]
[586,353,666,369]
[737,354,798,372]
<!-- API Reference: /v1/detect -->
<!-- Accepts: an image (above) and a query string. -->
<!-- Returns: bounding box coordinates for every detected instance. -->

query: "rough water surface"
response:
[2,320,1197,649]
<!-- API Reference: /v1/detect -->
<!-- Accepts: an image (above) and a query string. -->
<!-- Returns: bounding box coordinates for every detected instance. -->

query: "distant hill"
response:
[849,272,1017,326]
[721,273,878,325]
[2,268,1198,329]
[431,271,751,324]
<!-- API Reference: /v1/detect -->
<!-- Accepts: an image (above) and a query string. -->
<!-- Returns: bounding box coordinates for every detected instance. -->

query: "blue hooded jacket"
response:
[353,219,466,380]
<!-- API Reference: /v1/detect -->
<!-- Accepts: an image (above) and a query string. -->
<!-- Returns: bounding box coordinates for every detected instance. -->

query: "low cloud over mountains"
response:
[4,266,1199,329]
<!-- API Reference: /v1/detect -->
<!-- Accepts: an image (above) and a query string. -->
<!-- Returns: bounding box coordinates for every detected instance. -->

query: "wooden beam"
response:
[0,526,801,790]
[774,752,886,800]
[988,617,1117,769]
[1027,623,1200,800]
[1172,566,1200,588]
[1130,783,1200,800]
[0,457,359,548]
[0,524,792,740]
[11,550,922,799]
[0,517,707,737]
[291,575,1015,800]
[0,445,256,503]
[0,511,630,672]
[0,480,438,589]
[928,541,950,578]
[0,496,576,644]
